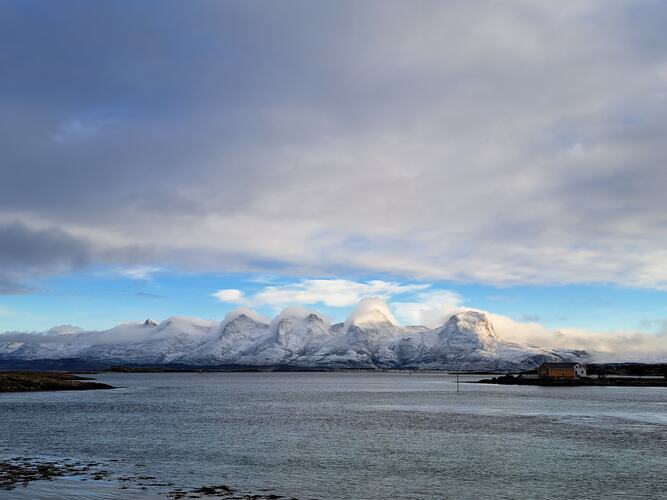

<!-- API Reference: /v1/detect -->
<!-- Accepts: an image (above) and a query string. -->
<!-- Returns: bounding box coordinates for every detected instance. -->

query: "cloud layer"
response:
[213,279,429,308]
[2,1,667,290]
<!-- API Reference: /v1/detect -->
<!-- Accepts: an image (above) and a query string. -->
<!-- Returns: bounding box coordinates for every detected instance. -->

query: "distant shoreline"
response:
[1,362,665,384]
[478,374,667,387]
[104,365,501,375]
[0,359,506,374]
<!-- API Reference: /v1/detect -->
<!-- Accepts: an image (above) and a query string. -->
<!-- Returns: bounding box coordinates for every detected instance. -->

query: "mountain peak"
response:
[306,312,325,323]
[269,308,330,349]
[219,309,269,338]
[439,310,499,346]
[272,307,324,322]
[143,319,158,327]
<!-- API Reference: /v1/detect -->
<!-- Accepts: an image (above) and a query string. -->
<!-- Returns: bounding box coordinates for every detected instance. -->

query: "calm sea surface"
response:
[1,372,666,499]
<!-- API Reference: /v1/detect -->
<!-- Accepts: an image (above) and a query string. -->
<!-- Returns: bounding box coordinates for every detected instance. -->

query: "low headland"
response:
[478,362,667,387]
[0,371,113,392]
[479,373,667,388]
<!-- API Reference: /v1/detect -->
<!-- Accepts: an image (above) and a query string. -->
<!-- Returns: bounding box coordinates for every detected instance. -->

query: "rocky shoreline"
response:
[0,371,113,392]
[0,457,303,499]
[0,457,102,489]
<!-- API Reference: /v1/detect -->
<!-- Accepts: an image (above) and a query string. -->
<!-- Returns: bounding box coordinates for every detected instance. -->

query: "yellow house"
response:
[537,362,586,379]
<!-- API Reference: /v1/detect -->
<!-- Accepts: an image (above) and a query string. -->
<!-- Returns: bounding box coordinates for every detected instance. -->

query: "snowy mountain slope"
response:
[249,309,333,364]
[176,310,270,365]
[0,342,57,361]
[0,317,218,364]
[424,310,588,370]
[0,300,590,370]
[308,299,428,368]
[438,310,499,350]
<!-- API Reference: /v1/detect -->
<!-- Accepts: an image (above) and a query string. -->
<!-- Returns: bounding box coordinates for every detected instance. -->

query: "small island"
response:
[0,372,113,393]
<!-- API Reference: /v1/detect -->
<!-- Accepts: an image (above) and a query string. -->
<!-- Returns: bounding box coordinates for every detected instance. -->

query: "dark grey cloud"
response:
[0,221,89,270]
[1,1,667,288]
[0,221,92,293]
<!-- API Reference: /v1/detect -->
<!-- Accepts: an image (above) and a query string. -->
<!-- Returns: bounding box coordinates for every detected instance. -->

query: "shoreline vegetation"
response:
[0,372,113,392]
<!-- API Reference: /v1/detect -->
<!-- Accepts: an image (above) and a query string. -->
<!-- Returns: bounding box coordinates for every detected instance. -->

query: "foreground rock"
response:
[0,371,113,392]
[1,457,299,499]
[0,457,108,490]
[168,484,299,499]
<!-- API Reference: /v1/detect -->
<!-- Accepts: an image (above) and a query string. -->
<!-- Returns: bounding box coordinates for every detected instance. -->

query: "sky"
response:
[1,1,667,357]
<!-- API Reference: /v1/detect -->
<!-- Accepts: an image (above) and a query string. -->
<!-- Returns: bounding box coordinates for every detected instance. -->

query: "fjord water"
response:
[1,373,665,499]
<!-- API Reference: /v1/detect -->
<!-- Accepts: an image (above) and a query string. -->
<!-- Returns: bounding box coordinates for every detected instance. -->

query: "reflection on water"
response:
[1,372,665,499]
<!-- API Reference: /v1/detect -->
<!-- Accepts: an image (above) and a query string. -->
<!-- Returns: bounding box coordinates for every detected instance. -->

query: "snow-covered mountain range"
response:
[0,299,588,370]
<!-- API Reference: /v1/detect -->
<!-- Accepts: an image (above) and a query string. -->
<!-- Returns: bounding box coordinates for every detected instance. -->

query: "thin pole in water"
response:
[456,372,460,393]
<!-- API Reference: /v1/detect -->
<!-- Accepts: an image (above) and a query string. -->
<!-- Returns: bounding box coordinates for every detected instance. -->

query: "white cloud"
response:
[392,290,464,327]
[212,289,245,303]
[251,279,429,308]
[114,266,163,280]
[345,297,399,329]
[487,312,667,360]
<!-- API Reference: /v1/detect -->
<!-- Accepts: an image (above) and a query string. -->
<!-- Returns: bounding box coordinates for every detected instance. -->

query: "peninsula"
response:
[0,372,113,393]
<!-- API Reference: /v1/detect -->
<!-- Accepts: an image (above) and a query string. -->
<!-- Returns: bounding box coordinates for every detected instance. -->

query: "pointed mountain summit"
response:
[218,310,269,339]
[175,310,269,365]
[226,308,335,365]
[143,319,158,327]
[329,298,407,366]
[438,310,499,348]
[271,308,330,351]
